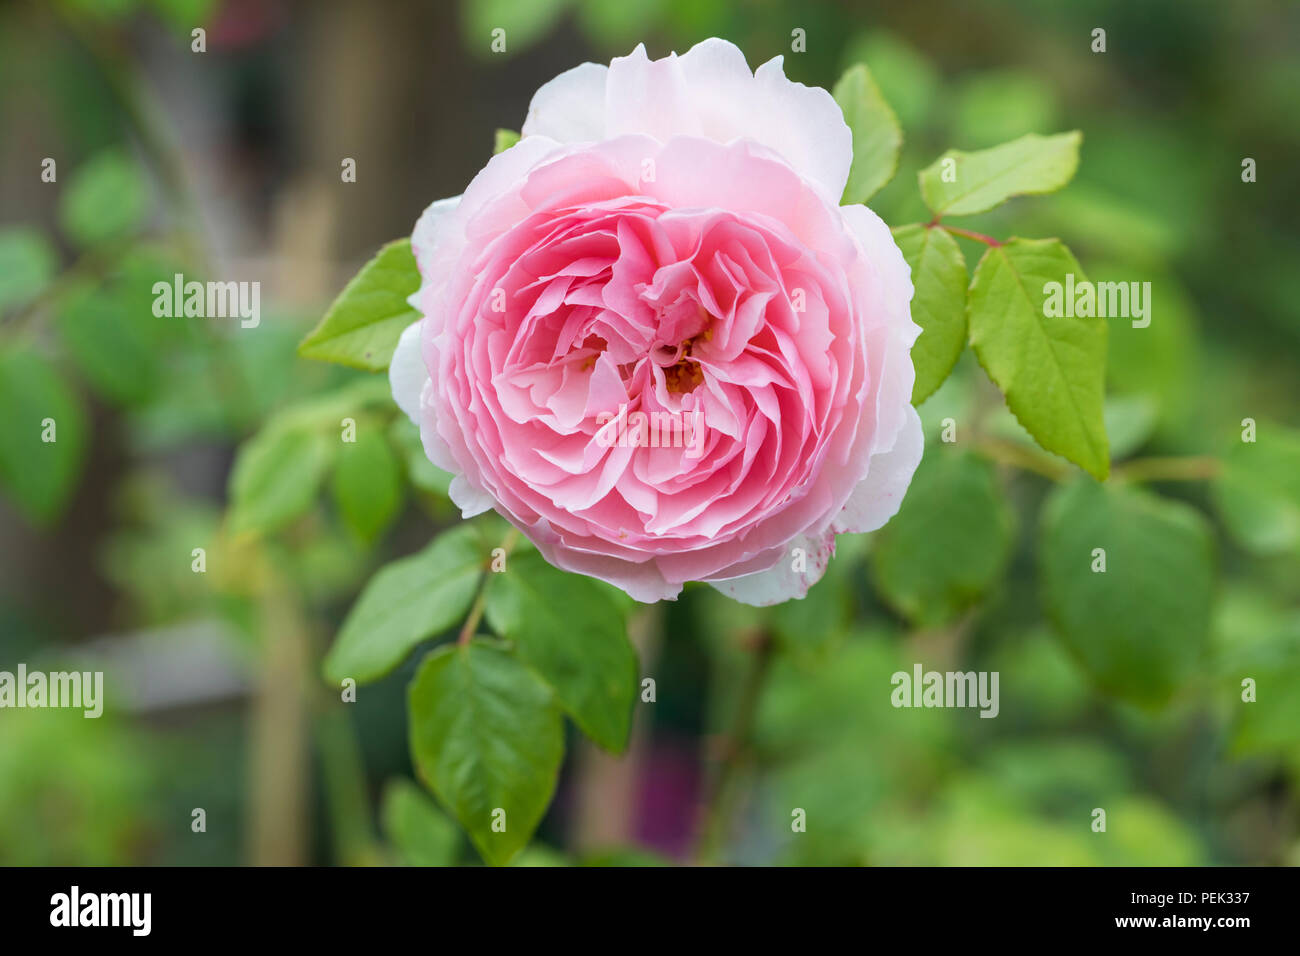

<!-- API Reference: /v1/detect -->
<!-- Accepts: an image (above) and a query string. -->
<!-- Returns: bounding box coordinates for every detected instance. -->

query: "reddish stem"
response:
[927,220,1002,246]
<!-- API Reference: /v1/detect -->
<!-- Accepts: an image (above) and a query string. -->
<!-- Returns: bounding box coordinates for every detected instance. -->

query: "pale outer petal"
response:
[409,195,461,275]
[839,201,919,346]
[708,531,837,607]
[834,200,925,534]
[530,38,853,203]
[522,61,609,142]
[390,318,473,509]
[388,319,427,424]
[833,403,924,534]
[748,54,853,202]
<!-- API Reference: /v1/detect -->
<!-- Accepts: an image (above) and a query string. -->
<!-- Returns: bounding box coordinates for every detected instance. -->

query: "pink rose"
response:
[390,38,922,605]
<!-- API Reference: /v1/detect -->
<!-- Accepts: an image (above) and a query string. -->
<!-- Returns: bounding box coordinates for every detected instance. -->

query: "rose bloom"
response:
[391,38,922,605]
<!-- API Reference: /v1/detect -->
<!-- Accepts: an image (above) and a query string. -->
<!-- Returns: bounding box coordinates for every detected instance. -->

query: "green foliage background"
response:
[0,0,1297,866]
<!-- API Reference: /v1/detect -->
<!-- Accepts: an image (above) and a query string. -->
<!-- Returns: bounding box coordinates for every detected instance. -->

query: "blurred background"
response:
[0,0,1297,865]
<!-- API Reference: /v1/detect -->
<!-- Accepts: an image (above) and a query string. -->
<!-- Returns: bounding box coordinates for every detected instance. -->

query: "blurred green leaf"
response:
[834,63,902,205]
[493,128,521,154]
[0,709,153,864]
[59,0,141,19]
[461,0,571,57]
[575,0,662,47]
[323,524,485,685]
[580,846,671,866]
[227,421,334,536]
[920,132,1081,217]
[968,238,1109,480]
[892,224,967,403]
[951,71,1060,149]
[509,844,570,867]
[1097,798,1204,866]
[1103,395,1158,460]
[387,416,453,497]
[298,239,420,371]
[987,630,1091,725]
[1102,265,1197,438]
[0,349,87,523]
[145,0,216,33]
[1213,421,1300,556]
[768,552,852,663]
[871,449,1014,627]
[408,639,563,867]
[59,150,149,247]
[841,32,939,131]
[1214,589,1300,759]
[332,425,403,544]
[1041,479,1214,705]
[1025,185,1180,265]
[380,778,460,866]
[56,282,162,406]
[485,549,638,753]
[0,228,57,312]
[756,632,954,863]
[1233,652,1300,758]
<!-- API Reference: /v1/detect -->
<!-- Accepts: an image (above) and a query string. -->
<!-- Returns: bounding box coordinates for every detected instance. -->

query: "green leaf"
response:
[56,282,163,406]
[408,639,564,866]
[59,150,149,247]
[581,846,672,866]
[1213,421,1300,556]
[461,0,571,57]
[298,239,420,371]
[0,228,57,312]
[919,131,1081,218]
[61,0,140,19]
[892,224,967,403]
[380,778,460,866]
[494,128,521,154]
[1040,479,1214,705]
[840,33,940,131]
[1233,651,1300,758]
[0,350,87,523]
[833,63,902,205]
[870,449,1014,627]
[769,558,852,663]
[323,524,486,685]
[145,0,216,34]
[968,238,1109,480]
[1103,395,1158,460]
[228,422,335,536]
[387,417,453,497]
[1103,265,1196,437]
[485,550,637,753]
[574,0,660,48]
[332,426,403,544]
[1213,589,1300,759]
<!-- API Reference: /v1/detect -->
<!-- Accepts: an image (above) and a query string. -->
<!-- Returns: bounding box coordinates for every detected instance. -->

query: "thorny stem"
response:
[457,527,522,645]
[696,630,775,864]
